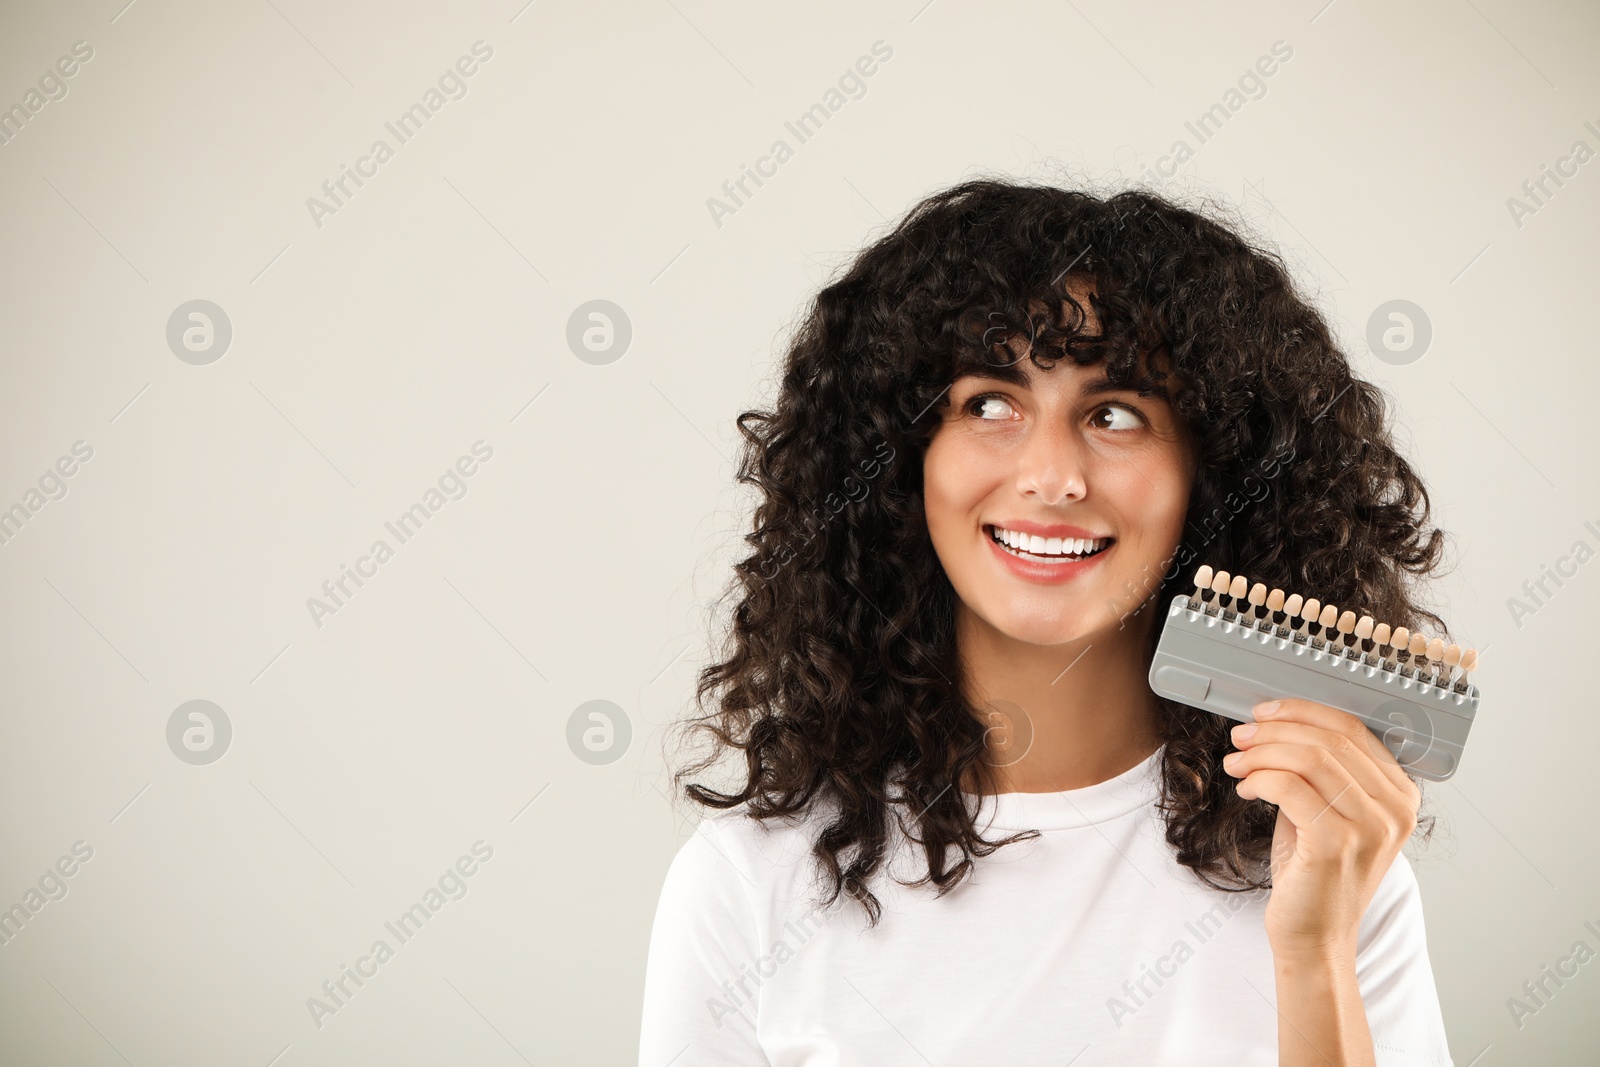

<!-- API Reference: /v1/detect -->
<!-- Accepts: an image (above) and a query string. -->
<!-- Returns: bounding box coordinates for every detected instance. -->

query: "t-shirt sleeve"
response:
[638,812,773,1067]
[1356,850,1454,1067]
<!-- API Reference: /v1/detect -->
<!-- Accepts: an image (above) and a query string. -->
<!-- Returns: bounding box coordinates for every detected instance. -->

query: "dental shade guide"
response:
[1150,566,1482,781]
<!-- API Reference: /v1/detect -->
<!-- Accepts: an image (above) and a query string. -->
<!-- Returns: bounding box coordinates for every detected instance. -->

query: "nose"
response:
[1015,413,1088,504]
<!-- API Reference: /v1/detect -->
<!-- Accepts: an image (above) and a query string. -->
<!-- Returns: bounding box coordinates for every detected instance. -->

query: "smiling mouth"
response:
[985,524,1114,563]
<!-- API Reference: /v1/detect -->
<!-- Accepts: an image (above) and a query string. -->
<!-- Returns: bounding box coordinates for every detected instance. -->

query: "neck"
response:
[957,604,1164,794]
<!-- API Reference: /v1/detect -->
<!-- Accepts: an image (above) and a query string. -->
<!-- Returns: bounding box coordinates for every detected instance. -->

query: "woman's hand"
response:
[1222,698,1422,964]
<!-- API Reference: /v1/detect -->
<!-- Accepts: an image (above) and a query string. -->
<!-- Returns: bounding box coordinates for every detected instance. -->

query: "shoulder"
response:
[643,802,839,1004]
[641,807,809,1065]
[657,803,832,913]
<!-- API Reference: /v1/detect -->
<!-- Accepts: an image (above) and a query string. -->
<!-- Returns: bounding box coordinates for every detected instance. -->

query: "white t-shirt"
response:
[639,745,1454,1066]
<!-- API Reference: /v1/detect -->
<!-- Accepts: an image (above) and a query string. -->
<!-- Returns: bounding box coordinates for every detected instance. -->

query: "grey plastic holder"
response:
[1147,594,1479,781]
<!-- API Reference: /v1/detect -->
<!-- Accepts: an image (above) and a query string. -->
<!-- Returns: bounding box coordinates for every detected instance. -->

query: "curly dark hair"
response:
[668,177,1450,927]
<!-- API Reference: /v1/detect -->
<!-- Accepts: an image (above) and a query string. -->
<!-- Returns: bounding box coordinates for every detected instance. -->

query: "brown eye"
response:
[965,393,1016,420]
[1092,403,1144,431]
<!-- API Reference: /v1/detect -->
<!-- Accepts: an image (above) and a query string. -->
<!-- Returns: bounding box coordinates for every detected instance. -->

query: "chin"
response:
[983,602,1114,647]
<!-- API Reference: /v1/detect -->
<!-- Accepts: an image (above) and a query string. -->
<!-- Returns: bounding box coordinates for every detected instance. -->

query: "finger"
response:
[1226,743,1382,827]
[1231,719,1401,807]
[1234,768,1360,837]
[1253,698,1417,795]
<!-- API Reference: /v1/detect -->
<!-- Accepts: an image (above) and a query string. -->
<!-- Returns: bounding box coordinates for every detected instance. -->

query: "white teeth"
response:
[990,526,1109,560]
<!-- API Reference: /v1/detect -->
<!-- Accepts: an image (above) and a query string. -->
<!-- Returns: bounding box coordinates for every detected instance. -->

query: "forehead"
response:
[952,353,1175,402]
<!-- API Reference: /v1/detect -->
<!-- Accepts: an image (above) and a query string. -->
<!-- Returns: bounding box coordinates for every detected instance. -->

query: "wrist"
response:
[1270,938,1358,973]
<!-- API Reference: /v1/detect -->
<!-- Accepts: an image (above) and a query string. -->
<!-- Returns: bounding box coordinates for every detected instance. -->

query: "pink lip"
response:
[985,519,1110,539]
[983,526,1114,585]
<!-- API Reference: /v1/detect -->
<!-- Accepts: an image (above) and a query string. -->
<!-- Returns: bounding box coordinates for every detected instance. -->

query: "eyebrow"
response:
[1081,374,1173,403]
[956,369,1173,403]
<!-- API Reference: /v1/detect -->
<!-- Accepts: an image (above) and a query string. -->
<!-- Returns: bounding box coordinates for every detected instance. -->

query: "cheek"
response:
[921,437,995,546]
[922,438,970,510]
[1099,448,1193,539]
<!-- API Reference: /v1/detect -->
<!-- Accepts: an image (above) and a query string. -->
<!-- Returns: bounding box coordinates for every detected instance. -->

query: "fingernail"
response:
[1253,700,1281,718]
[1232,723,1257,741]
[1223,751,1242,768]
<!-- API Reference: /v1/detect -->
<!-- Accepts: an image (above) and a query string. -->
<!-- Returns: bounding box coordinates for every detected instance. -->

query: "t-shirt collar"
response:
[957,744,1164,831]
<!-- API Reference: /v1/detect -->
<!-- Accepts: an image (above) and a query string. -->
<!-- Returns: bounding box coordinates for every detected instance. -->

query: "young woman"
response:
[640,179,1455,1066]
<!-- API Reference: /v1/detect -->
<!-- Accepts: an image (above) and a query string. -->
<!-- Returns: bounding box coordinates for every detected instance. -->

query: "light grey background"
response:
[0,0,1595,1063]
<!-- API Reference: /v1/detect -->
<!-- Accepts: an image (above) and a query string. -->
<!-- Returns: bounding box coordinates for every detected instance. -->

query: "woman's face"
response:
[922,335,1197,647]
